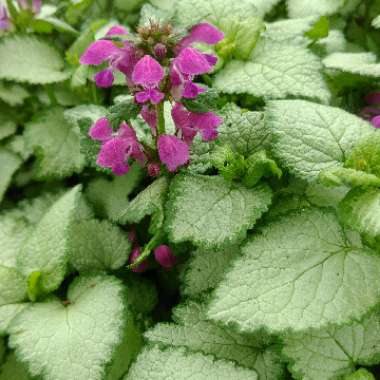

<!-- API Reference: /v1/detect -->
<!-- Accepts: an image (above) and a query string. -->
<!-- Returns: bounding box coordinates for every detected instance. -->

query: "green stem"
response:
[44,85,58,106]
[127,231,163,270]
[156,102,165,136]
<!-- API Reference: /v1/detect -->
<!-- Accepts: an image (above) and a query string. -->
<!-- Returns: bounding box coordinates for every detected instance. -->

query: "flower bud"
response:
[154,245,177,269]
[154,43,167,60]
[148,163,161,177]
[129,247,148,273]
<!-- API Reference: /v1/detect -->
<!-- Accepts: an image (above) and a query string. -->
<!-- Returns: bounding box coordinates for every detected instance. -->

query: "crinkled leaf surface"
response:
[9,275,126,380]
[68,219,131,272]
[208,208,380,333]
[287,0,344,18]
[24,108,85,179]
[214,38,330,103]
[0,148,22,203]
[17,186,82,294]
[145,301,283,380]
[0,36,69,84]
[0,82,29,106]
[266,100,374,182]
[283,313,380,380]
[0,266,26,307]
[126,346,258,380]
[165,174,272,249]
[0,304,28,336]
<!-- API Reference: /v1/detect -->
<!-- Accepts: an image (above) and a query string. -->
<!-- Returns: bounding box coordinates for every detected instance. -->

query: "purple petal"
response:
[191,112,222,141]
[135,90,151,104]
[365,92,380,105]
[361,106,380,119]
[0,5,10,30]
[183,81,206,99]
[118,123,146,164]
[154,245,177,268]
[106,25,128,36]
[17,0,28,9]
[203,53,218,66]
[132,55,164,87]
[97,137,128,169]
[112,162,130,176]
[129,247,148,273]
[141,105,157,131]
[179,23,224,49]
[149,88,165,104]
[32,0,41,14]
[171,103,196,143]
[89,118,112,141]
[371,115,380,128]
[94,68,114,88]
[175,47,213,75]
[114,42,140,83]
[158,135,189,172]
[80,40,120,65]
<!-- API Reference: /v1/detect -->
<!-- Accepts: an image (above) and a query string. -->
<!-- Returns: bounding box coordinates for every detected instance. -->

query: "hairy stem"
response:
[156,101,166,136]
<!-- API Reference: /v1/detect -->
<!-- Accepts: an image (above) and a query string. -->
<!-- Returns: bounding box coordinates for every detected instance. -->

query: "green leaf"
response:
[208,208,380,333]
[0,266,26,306]
[145,301,283,380]
[0,353,32,380]
[306,182,349,208]
[106,98,141,129]
[24,108,85,179]
[181,247,241,298]
[9,274,127,380]
[319,167,380,188]
[174,0,264,60]
[182,88,221,113]
[345,369,376,380]
[0,115,17,141]
[126,346,258,380]
[323,52,380,78]
[86,163,144,223]
[0,304,28,336]
[124,277,158,315]
[120,176,169,232]
[287,0,344,18]
[0,148,22,203]
[266,100,374,182]
[217,103,269,157]
[214,39,330,103]
[0,82,29,106]
[372,15,380,29]
[283,313,380,380]
[17,186,82,296]
[0,192,61,268]
[339,187,380,241]
[345,133,380,178]
[68,219,131,272]
[165,174,272,249]
[304,16,329,40]
[0,36,69,84]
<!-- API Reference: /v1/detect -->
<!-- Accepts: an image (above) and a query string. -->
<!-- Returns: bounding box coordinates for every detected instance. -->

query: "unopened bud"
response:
[154,43,167,60]
[148,163,161,177]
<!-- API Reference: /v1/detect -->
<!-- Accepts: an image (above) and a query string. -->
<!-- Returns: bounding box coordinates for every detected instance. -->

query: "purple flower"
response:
[362,92,380,128]
[140,105,157,132]
[154,245,177,269]
[178,23,224,50]
[371,115,380,128]
[175,47,214,75]
[171,103,222,143]
[132,56,165,104]
[90,119,145,175]
[129,247,148,273]
[158,135,189,172]
[0,5,10,31]
[80,28,139,88]
[106,25,128,36]
[147,163,161,177]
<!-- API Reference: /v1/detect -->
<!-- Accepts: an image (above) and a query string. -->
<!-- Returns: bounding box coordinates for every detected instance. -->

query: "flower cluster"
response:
[81,21,224,175]
[362,92,380,128]
[0,0,41,30]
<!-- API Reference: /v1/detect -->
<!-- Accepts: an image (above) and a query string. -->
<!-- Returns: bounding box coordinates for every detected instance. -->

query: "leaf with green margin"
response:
[174,0,264,60]
[24,108,85,179]
[181,246,241,298]
[323,52,380,78]
[68,219,131,272]
[126,346,258,380]
[283,312,380,380]
[86,163,144,223]
[17,186,82,295]
[345,369,375,380]
[208,208,380,333]
[306,182,349,208]
[217,103,269,157]
[287,0,344,18]
[145,301,284,380]
[0,36,69,84]
[9,275,127,380]
[0,353,32,380]
[165,174,272,249]
[0,82,29,106]
[339,187,380,241]
[345,132,380,178]
[0,148,22,203]
[120,177,169,233]
[0,115,17,141]
[0,266,26,306]
[319,167,380,188]
[214,38,330,103]
[266,100,374,182]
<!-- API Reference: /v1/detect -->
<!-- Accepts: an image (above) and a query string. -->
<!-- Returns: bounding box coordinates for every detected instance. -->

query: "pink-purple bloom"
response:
[154,245,177,269]
[84,21,224,174]
[0,5,10,30]
[362,92,380,128]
